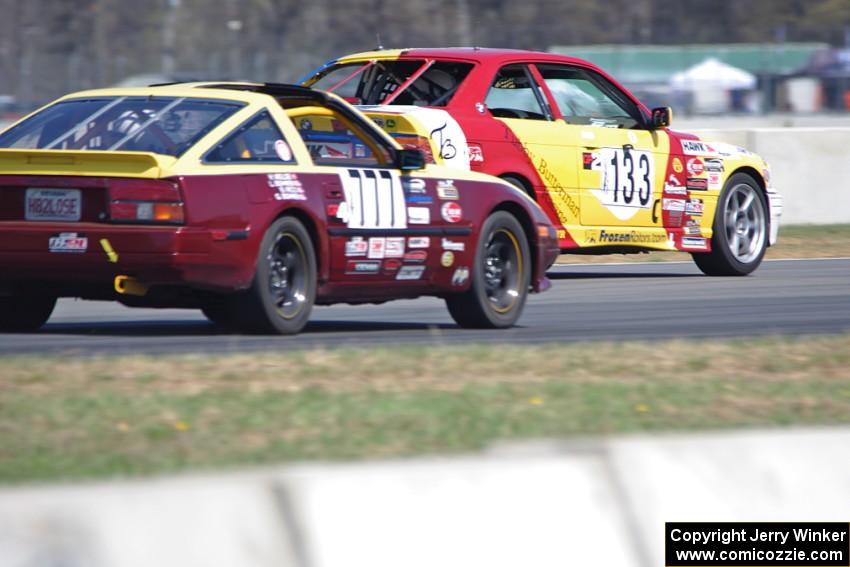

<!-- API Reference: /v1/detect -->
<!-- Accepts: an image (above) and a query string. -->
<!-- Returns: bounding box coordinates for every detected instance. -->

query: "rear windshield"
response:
[0,96,244,157]
[309,60,473,107]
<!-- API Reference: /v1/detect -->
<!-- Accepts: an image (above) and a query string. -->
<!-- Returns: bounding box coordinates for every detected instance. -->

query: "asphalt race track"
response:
[1,258,849,357]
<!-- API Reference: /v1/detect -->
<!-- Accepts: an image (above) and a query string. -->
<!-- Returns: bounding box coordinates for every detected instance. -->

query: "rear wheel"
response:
[446,211,530,328]
[499,174,536,201]
[233,216,316,334]
[692,173,768,276]
[0,295,57,332]
[199,295,237,329]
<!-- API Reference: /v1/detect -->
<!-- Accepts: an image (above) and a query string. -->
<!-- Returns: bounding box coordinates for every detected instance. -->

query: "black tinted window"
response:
[0,97,243,156]
[205,111,295,163]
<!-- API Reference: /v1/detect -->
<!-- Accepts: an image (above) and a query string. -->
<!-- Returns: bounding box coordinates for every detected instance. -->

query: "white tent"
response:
[670,57,757,91]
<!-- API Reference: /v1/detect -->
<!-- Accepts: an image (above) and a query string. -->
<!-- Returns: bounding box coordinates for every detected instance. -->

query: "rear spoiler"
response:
[0,149,176,178]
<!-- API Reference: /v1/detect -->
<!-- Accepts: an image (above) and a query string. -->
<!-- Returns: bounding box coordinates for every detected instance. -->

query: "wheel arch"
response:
[489,200,538,286]
[498,173,536,201]
[272,206,329,282]
[727,165,771,244]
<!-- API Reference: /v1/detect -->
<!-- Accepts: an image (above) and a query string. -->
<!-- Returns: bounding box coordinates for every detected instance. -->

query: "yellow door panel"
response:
[496,117,581,227]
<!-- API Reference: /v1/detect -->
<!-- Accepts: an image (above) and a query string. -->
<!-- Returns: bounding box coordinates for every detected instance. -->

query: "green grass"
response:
[2,335,850,483]
[557,223,850,264]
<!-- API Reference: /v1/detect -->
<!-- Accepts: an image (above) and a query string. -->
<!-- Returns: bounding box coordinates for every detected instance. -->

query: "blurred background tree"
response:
[1,0,849,107]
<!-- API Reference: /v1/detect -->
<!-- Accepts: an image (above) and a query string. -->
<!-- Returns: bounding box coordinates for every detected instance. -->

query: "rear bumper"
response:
[533,228,560,293]
[0,222,254,293]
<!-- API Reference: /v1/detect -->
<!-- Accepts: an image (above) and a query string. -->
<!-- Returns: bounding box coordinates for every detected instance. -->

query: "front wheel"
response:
[233,216,316,334]
[692,173,768,276]
[0,295,57,332]
[445,211,531,328]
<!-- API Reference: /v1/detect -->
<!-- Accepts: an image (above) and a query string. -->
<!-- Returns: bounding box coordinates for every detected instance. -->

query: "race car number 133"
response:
[600,148,654,209]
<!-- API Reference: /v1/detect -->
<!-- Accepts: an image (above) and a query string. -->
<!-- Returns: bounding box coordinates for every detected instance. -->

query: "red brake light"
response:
[107,179,185,225]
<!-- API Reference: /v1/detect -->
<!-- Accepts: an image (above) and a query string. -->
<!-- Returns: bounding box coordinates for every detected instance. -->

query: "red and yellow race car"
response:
[303,48,783,276]
[0,83,558,333]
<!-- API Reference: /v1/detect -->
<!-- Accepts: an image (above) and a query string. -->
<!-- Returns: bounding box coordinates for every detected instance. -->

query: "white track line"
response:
[553,256,850,268]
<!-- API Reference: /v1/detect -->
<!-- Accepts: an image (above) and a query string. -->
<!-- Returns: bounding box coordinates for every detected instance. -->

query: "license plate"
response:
[25,188,81,221]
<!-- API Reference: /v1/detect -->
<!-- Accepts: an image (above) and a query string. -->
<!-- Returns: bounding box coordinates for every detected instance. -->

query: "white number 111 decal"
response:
[337,168,407,229]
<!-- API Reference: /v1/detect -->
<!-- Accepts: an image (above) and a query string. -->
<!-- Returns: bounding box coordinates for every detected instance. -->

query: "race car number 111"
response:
[600,148,653,208]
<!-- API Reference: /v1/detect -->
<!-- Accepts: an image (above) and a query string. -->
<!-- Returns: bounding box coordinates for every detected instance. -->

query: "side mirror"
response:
[651,106,673,129]
[396,148,426,171]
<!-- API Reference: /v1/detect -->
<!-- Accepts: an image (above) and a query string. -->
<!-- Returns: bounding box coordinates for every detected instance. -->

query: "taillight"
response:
[392,134,436,164]
[110,200,184,224]
[107,178,185,225]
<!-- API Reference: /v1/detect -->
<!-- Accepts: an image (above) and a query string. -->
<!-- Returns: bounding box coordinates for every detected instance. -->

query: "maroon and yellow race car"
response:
[304,48,783,276]
[0,83,558,333]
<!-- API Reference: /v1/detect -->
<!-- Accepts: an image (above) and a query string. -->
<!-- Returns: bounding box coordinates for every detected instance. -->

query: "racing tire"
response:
[692,172,768,277]
[0,295,57,332]
[445,211,530,329]
[199,295,238,329]
[233,216,316,334]
[500,174,536,201]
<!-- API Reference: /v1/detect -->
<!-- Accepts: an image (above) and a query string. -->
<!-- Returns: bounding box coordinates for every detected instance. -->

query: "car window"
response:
[484,65,548,120]
[205,110,295,163]
[0,97,243,156]
[292,110,392,167]
[309,60,473,107]
[536,64,642,129]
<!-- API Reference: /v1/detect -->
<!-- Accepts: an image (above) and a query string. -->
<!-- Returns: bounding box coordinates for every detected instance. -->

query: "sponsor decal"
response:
[274,139,293,162]
[406,195,433,204]
[386,118,396,129]
[468,144,484,162]
[368,237,386,259]
[686,199,704,216]
[268,173,306,201]
[408,207,431,224]
[441,202,463,223]
[382,258,402,273]
[403,250,428,263]
[299,118,312,130]
[441,238,465,252]
[683,225,702,235]
[589,230,668,244]
[672,157,684,174]
[345,237,368,257]
[407,236,430,248]
[371,117,384,128]
[396,265,425,280]
[664,174,688,195]
[451,267,470,286]
[346,260,380,274]
[353,144,367,158]
[708,172,722,190]
[686,158,704,176]
[663,198,686,212]
[475,102,486,114]
[385,237,405,258]
[582,152,595,170]
[681,140,709,155]
[681,236,708,249]
[436,179,459,200]
[687,177,708,191]
[704,158,724,173]
[403,178,427,194]
[441,251,455,268]
[49,232,87,253]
